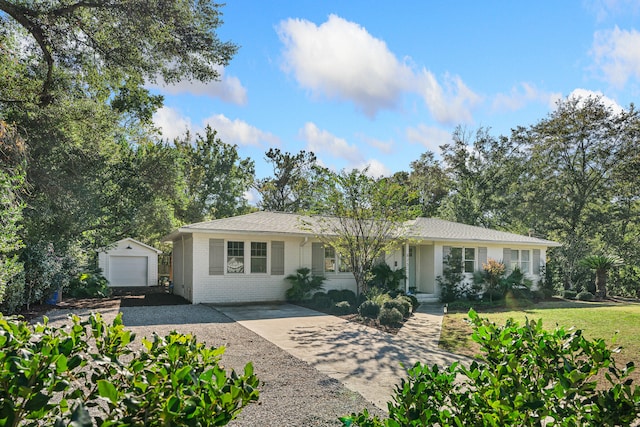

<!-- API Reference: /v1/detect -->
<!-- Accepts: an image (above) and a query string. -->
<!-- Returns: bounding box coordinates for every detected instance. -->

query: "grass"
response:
[440,298,640,384]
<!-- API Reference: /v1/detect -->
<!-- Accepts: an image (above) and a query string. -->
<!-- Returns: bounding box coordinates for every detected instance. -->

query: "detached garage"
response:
[98,238,162,287]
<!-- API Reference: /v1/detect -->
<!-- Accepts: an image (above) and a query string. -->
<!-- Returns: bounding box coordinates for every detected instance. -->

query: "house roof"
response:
[100,238,163,253]
[406,218,561,247]
[164,211,561,247]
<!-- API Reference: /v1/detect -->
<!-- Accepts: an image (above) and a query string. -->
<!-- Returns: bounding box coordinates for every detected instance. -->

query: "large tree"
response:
[255,148,325,212]
[305,169,419,296]
[511,95,639,288]
[174,127,255,223]
[0,0,237,107]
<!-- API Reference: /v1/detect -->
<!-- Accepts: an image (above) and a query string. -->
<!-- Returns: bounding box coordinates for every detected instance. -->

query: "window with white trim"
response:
[448,247,476,273]
[251,242,267,273]
[324,246,336,272]
[510,249,530,273]
[227,241,244,273]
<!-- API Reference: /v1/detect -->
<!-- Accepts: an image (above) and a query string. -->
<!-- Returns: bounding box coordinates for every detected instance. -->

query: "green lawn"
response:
[440,299,640,384]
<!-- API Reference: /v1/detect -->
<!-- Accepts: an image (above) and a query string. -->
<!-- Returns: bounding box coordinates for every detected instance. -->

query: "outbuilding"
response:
[98,238,162,287]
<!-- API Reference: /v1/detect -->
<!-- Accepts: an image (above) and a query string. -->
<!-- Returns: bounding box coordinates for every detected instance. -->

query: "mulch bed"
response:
[16,287,189,321]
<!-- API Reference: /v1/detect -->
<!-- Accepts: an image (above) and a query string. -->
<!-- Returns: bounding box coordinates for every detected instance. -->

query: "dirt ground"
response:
[18,286,189,321]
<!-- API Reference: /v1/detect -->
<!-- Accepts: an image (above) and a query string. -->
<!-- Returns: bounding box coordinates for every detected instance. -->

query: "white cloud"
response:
[278,14,480,123]
[299,122,363,164]
[416,70,482,124]
[492,83,561,112]
[278,15,412,117]
[153,107,279,147]
[405,124,452,153]
[566,88,624,114]
[591,26,640,88]
[356,133,394,154]
[148,67,248,105]
[153,106,193,140]
[203,114,280,147]
[356,159,391,178]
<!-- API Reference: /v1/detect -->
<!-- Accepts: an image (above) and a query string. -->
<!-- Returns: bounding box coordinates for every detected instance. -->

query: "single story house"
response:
[98,238,162,287]
[163,211,561,304]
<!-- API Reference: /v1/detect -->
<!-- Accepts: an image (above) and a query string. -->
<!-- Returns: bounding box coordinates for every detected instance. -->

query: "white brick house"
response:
[163,211,561,304]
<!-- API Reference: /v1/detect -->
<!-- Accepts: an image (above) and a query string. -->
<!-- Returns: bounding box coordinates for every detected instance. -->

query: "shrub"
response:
[327,289,343,302]
[342,309,640,426]
[383,299,410,318]
[311,292,332,309]
[333,301,352,315]
[339,289,357,306]
[406,294,420,312]
[358,300,380,319]
[563,289,577,299]
[68,271,111,298]
[482,288,505,302]
[0,313,259,426]
[369,263,406,292]
[285,268,325,302]
[396,295,414,314]
[577,290,595,301]
[437,251,465,303]
[378,307,403,326]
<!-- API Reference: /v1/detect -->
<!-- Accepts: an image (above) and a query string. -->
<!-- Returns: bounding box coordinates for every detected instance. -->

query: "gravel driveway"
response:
[44,303,385,426]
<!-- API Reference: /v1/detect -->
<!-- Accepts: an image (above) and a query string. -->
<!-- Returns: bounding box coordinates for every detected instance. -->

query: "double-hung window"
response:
[506,249,531,273]
[251,242,267,273]
[447,247,476,273]
[324,246,336,273]
[227,241,244,273]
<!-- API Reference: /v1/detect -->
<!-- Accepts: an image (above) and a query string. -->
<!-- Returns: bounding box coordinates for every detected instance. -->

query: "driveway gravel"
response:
[44,303,385,426]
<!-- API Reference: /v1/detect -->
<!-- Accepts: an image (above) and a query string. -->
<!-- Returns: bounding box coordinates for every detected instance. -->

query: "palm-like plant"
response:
[579,255,622,298]
[285,267,326,302]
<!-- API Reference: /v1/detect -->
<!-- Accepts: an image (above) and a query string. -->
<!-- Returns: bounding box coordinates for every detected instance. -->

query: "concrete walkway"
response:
[215,303,468,410]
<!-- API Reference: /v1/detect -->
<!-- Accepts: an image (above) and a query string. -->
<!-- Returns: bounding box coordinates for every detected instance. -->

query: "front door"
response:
[402,246,417,291]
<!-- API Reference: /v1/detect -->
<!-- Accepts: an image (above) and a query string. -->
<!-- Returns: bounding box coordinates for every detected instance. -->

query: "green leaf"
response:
[97,380,119,404]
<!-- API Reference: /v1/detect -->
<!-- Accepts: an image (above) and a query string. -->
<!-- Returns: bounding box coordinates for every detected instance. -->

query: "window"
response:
[251,242,267,273]
[227,241,244,273]
[464,248,476,273]
[444,246,476,273]
[338,254,351,272]
[324,246,336,272]
[507,249,531,273]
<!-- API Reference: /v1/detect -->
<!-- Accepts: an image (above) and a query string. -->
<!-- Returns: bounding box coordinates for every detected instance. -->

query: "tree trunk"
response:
[595,269,607,299]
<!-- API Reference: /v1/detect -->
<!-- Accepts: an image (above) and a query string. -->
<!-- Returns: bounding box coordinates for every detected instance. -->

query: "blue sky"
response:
[151,0,640,192]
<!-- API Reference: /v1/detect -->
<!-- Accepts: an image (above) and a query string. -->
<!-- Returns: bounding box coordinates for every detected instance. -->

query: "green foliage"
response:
[304,168,419,296]
[339,289,357,306]
[343,309,640,426]
[174,127,255,223]
[311,292,332,310]
[369,263,406,292]
[378,307,403,326]
[580,254,623,298]
[333,301,353,315]
[68,271,111,298]
[437,251,466,303]
[0,121,26,313]
[358,300,381,319]
[383,299,411,319]
[285,268,326,302]
[563,290,578,299]
[0,312,259,426]
[405,294,420,312]
[577,290,595,301]
[255,148,325,212]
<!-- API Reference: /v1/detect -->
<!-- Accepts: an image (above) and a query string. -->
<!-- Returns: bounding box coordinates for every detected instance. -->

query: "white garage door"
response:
[109,256,148,286]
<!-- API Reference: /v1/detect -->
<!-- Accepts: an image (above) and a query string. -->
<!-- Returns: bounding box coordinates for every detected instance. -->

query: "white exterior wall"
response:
[189,233,357,304]
[98,239,160,287]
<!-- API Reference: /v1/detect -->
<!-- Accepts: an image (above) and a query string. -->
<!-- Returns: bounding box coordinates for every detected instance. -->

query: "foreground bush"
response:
[68,271,111,298]
[358,300,380,319]
[0,313,259,426]
[341,309,640,426]
[378,307,403,326]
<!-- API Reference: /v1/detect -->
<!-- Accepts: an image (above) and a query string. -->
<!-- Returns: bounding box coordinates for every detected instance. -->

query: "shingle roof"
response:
[406,217,561,246]
[166,211,560,247]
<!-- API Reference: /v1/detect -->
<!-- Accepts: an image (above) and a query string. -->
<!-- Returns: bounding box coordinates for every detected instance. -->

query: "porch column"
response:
[405,241,410,293]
